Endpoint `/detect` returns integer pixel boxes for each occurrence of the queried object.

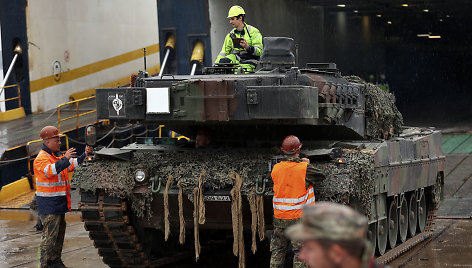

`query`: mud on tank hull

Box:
[75,127,444,267]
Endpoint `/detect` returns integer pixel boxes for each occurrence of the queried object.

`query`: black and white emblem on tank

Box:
[108,92,125,117]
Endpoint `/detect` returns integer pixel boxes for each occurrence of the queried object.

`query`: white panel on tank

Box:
[146,87,170,114]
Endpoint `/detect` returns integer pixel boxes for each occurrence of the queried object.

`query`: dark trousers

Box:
[39,214,66,268]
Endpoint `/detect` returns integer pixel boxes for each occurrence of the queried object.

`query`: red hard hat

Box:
[40,126,60,140]
[281,135,302,154]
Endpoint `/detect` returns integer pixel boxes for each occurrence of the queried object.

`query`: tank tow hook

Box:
[255,176,269,195]
[150,176,162,193]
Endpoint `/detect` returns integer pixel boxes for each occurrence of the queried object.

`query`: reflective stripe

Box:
[51,163,57,176]
[43,163,58,178]
[253,45,263,54]
[273,203,307,210]
[43,166,49,179]
[74,158,79,169]
[68,158,79,171]
[273,188,314,203]
[306,196,315,205]
[241,59,259,67]
[36,181,67,187]
[36,191,67,197]
[219,52,227,57]
[58,173,62,182]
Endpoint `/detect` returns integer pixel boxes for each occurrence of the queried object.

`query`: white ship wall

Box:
[26,0,160,113]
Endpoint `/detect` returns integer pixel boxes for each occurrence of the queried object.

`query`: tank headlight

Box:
[135,170,146,183]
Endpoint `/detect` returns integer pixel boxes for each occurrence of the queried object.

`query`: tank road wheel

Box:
[398,196,408,242]
[387,200,398,249]
[408,193,418,237]
[376,218,388,255]
[368,223,377,253]
[418,191,427,232]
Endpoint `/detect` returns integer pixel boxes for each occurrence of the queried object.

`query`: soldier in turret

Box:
[215,5,263,72]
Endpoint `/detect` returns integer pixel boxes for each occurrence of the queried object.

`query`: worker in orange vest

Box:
[33,126,93,268]
[270,135,326,268]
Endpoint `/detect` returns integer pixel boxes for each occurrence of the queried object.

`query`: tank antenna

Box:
[295,44,299,67]
[143,48,147,74]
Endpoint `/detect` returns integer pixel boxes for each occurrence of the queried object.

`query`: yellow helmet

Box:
[227,5,245,18]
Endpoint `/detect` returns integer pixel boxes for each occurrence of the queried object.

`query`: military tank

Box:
[75,37,445,267]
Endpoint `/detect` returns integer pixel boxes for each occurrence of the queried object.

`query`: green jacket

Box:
[215,23,263,65]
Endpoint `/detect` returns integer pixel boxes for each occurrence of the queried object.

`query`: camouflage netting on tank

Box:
[74,158,154,219]
[74,149,275,219]
[74,147,377,219]
[312,150,376,217]
[344,76,403,140]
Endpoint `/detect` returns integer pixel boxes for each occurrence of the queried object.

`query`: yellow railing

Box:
[57,96,96,132]
[0,84,22,109]
[26,134,70,187]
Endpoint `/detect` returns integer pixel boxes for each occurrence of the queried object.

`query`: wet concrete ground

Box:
[389,219,472,267]
[0,211,107,268]
[1,151,471,267]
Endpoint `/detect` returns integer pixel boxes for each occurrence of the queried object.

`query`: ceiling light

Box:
[402,4,408,7]
[417,34,430,37]
[428,35,441,39]
[354,10,359,13]
[446,15,450,18]
[423,9,429,12]
[337,4,346,8]
[387,21,392,24]
[439,19,443,22]
[376,14,382,18]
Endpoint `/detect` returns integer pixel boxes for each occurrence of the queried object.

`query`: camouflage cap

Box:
[286,202,368,242]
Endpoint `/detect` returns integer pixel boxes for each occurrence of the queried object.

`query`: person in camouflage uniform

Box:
[270,135,326,268]
[39,214,67,266]
[286,202,391,268]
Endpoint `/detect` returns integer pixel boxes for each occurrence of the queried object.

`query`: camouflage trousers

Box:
[39,214,66,268]
[270,218,306,268]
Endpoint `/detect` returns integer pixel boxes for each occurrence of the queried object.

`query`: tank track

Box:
[377,204,437,264]
[79,190,150,268]
[79,189,437,266]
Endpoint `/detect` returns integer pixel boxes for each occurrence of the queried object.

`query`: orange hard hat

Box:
[281,135,302,154]
[40,126,60,140]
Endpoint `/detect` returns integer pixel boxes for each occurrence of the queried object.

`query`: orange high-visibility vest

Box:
[271,161,315,219]
[34,149,78,212]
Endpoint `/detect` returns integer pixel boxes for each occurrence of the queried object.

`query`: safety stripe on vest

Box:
[36,191,67,197]
[219,52,227,57]
[273,187,314,203]
[273,196,315,210]
[36,181,67,187]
